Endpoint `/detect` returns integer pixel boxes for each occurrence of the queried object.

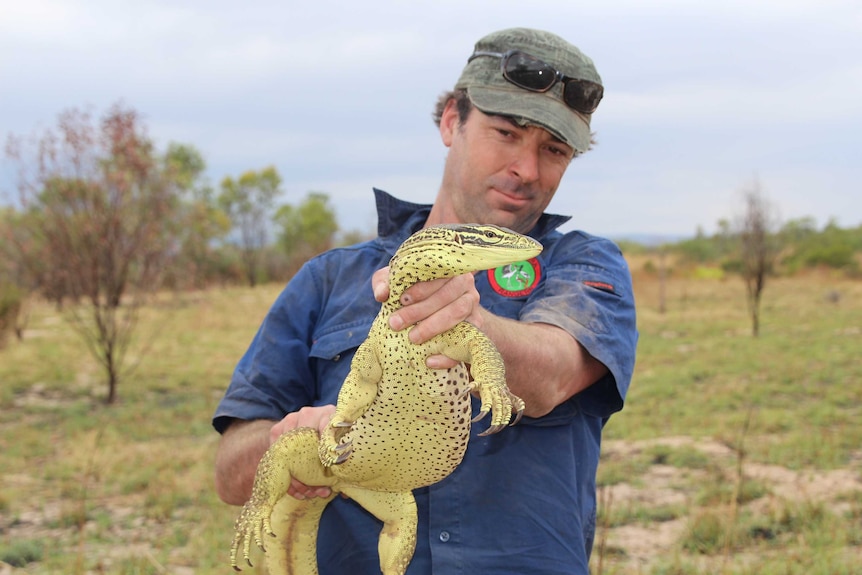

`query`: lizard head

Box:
[387,224,543,299]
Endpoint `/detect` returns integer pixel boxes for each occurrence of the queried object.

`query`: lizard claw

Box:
[333,440,353,464]
[319,417,355,466]
[472,380,525,435]
[320,437,353,466]
[477,423,505,437]
[510,410,524,427]
[510,398,525,426]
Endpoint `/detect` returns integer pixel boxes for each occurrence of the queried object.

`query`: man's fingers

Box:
[372,266,391,302]
[426,354,459,369]
[399,276,450,305]
[405,293,478,344]
[288,478,331,500]
[391,274,479,339]
[270,405,337,444]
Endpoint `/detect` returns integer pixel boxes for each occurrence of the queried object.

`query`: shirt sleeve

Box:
[212,262,322,433]
[520,232,638,419]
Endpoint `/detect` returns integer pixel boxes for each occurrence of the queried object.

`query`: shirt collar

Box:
[374,188,432,252]
[373,188,572,251]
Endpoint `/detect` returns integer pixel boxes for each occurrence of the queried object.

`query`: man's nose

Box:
[509,145,540,184]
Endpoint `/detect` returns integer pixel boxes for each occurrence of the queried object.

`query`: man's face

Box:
[433,100,574,234]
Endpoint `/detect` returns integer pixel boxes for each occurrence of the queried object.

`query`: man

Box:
[214,27,638,574]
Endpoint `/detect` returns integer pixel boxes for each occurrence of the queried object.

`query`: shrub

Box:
[0,283,23,348]
[0,538,44,567]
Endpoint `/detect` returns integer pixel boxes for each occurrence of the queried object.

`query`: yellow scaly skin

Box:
[230,224,543,575]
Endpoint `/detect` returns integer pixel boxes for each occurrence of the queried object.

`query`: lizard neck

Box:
[383,262,411,314]
[382,260,429,315]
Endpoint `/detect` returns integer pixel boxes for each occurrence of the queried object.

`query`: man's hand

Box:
[372,266,608,418]
[373,266,479,368]
[270,405,336,500]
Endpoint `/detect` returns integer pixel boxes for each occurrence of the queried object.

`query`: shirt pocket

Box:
[310,319,372,362]
[308,320,373,405]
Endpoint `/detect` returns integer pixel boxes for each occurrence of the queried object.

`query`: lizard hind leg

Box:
[265,490,337,575]
[340,486,418,575]
[230,427,338,572]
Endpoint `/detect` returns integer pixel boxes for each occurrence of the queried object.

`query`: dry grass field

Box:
[1,264,860,574]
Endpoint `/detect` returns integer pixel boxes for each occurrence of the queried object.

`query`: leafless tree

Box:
[5,104,180,403]
[735,180,780,337]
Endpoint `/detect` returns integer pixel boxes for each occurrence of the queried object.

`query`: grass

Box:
[0,286,269,574]
[1,273,861,573]
[591,268,862,573]
[612,272,862,465]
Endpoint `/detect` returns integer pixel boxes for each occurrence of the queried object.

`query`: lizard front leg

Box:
[436,322,525,435]
[319,338,382,466]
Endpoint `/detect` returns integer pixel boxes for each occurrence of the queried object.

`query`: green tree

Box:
[782,218,858,273]
[274,191,339,269]
[675,226,726,264]
[163,144,230,287]
[778,216,818,246]
[218,167,283,287]
[338,229,374,248]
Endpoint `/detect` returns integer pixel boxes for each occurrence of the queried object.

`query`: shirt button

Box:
[439,531,450,542]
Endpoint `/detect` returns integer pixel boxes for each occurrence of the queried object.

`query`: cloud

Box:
[605,63,862,128]
[1,0,860,237]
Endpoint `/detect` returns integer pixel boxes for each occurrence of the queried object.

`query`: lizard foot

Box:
[230,496,274,571]
[319,419,354,466]
[472,384,526,436]
[319,439,353,466]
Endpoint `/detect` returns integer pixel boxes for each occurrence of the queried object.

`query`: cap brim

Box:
[466,86,592,152]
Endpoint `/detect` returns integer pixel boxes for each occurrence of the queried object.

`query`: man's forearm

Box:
[214,419,273,505]
[479,310,607,417]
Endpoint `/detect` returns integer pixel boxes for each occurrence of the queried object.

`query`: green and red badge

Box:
[488,258,542,297]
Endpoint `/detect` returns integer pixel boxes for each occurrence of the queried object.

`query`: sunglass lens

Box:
[503,51,557,92]
[563,80,604,114]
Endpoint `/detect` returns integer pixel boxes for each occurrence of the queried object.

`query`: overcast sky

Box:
[1,0,860,239]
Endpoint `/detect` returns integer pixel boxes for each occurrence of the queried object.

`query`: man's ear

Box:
[439,98,460,147]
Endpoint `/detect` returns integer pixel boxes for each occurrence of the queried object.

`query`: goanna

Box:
[230,223,543,575]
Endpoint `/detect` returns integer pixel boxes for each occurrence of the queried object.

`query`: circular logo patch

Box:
[488,258,542,297]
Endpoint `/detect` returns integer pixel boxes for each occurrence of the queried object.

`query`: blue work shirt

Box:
[214,189,638,575]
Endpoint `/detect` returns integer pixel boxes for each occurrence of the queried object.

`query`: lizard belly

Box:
[330,363,473,491]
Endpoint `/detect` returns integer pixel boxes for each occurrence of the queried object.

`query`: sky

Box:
[1,0,860,240]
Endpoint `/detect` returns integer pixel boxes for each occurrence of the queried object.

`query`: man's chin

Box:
[480,207,534,234]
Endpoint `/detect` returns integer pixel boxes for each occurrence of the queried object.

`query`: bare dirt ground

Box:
[594,437,862,573]
[2,435,860,574]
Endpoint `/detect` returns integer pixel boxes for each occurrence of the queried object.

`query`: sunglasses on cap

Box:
[468,49,604,115]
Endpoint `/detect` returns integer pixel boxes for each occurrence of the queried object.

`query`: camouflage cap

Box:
[454,28,602,152]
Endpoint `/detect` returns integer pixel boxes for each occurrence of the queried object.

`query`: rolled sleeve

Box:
[212,242,387,435]
[521,234,638,419]
[212,263,322,433]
